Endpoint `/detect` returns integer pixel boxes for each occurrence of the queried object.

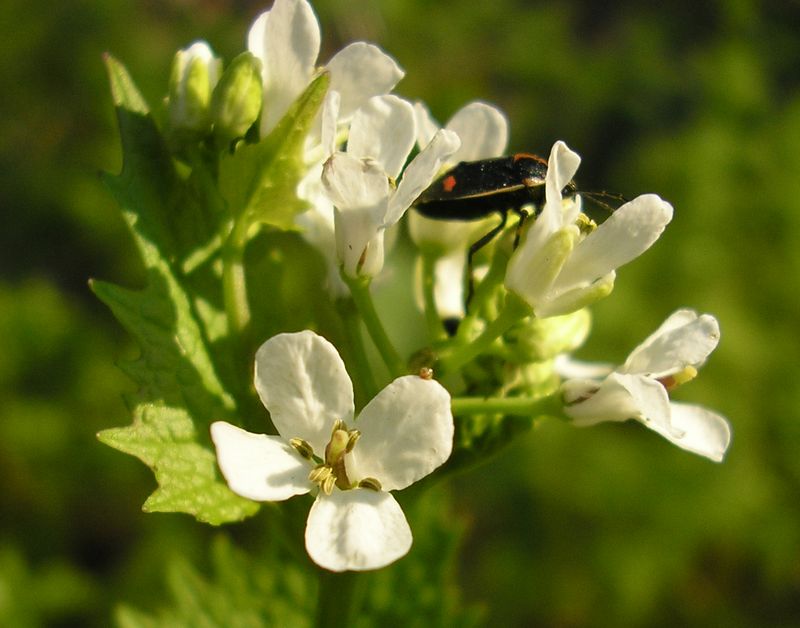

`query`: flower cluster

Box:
[146,0,732,572]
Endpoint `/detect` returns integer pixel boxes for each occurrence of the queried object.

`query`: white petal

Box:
[565,372,674,434]
[613,372,679,437]
[563,374,636,426]
[249,0,321,135]
[296,169,350,296]
[347,95,416,178]
[434,249,467,319]
[322,152,391,209]
[622,310,720,376]
[210,422,310,501]
[554,354,615,380]
[516,151,577,256]
[413,101,440,148]
[554,194,673,291]
[641,308,701,339]
[348,376,453,491]
[662,402,731,462]
[246,11,269,61]
[354,225,386,279]
[545,141,581,209]
[326,42,404,120]
[446,101,508,162]
[385,129,461,226]
[254,331,354,453]
[334,206,387,278]
[305,490,412,571]
[320,89,341,157]
[505,225,579,310]
[323,153,391,277]
[534,270,615,318]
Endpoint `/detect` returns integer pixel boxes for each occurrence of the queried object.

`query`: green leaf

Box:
[358,488,484,627]
[97,406,256,525]
[101,54,177,261]
[219,72,329,230]
[95,55,257,524]
[114,536,314,628]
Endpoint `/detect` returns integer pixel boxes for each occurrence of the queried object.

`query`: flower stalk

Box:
[420,252,448,342]
[451,392,563,418]
[222,217,252,337]
[342,272,407,378]
[437,291,531,374]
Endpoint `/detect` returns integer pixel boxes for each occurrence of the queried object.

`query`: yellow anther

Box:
[321,473,336,495]
[659,366,698,391]
[289,437,314,460]
[345,430,361,453]
[358,477,382,491]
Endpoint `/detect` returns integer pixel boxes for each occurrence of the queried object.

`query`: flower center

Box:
[295,419,382,495]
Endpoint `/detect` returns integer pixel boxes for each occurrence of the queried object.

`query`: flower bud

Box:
[505,308,591,363]
[211,52,263,142]
[168,41,221,135]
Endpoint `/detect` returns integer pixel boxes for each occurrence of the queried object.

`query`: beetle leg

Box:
[512,207,531,248]
[466,210,508,307]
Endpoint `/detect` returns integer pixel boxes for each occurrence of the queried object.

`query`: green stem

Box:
[222,218,252,336]
[343,273,406,378]
[452,392,563,417]
[437,293,531,374]
[456,238,512,343]
[316,570,364,628]
[420,253,447,342]
[336,297,379,405]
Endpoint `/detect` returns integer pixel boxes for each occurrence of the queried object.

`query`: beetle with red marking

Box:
[413,153,577,294]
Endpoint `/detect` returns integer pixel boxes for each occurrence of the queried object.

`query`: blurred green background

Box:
[3,0,800,625]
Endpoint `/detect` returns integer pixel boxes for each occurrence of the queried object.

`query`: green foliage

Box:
[5,0,800,626]
[115,492,478,628]
[357,488,484,627]
[219,72,330,229]
[0,546,97,627]
[93,56,257,524]
[115,536,314,628]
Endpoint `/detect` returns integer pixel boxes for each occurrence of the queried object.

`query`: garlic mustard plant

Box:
[96,0,732,618]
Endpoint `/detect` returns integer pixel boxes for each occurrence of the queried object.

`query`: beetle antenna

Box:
[580,190,628,215]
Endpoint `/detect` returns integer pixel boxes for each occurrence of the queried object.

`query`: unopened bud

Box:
[211,52,263,141]
[168,41,221,135]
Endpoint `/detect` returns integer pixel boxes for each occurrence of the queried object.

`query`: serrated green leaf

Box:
[98,406,257,525]
[102,54,178,261]
[105,53,149,114]
[219,72,329,230]
[96,56,256,524]
[91,275,233,421]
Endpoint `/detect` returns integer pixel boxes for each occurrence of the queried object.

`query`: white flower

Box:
[247,0,406,289]
[409,101,509,318]
[211,330,454,571]
[560,309,731,462]
[321,96,460,278]
[247,0,403,136]
[505,141,673,318]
